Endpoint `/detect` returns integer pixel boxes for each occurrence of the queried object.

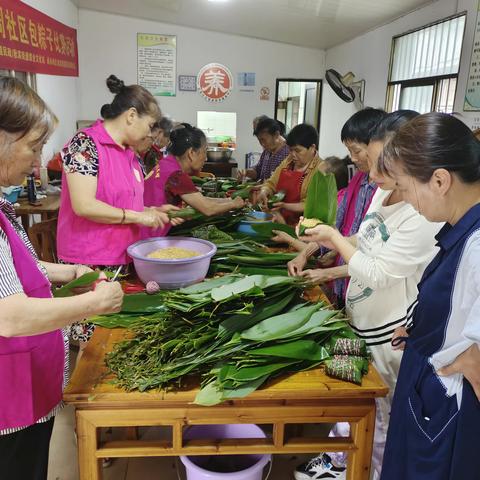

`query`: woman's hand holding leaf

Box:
[139,207,169,228]
[299,268,332,284]
[317,250,337,268]
[271,210,287,224]
[271,201,285,210]
[287,253,307,276]
[156,204,184,226]
[271,230,295,245]
[71,265,101,294]
[298,224,337,250]
[92,281,124,315]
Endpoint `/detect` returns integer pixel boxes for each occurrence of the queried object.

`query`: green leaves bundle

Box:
[97,274,370,404]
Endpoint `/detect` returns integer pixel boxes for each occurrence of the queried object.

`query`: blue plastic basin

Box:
[237,211,273,236]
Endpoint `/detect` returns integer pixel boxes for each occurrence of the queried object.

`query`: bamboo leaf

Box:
[219,290,296,334]
[179,275,241,294]
[121,293,167,313]
[219,375,269,401]
[248,340,330,361]
[250,222,296,238]
[53,271,100,298]
[211,275,290,302]
[222,361,299,382]
[241,303,323,341]
[194,381,224,406]
[274,310,339,339]
[304,171,337,226]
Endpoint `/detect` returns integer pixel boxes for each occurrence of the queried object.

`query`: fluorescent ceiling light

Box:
[208,0,230,3]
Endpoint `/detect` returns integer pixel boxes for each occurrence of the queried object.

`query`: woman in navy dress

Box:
[379,112,480,480]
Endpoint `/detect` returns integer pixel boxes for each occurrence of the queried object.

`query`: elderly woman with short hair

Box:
[0,76,123,480]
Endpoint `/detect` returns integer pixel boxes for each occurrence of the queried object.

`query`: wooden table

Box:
[202,160,238,177]
[14,195,60,229]
[65,327,388,480]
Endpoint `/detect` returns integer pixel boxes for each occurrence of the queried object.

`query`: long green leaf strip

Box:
[99,274,370,404]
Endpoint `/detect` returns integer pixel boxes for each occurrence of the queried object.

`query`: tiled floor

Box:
[47,397,315,480]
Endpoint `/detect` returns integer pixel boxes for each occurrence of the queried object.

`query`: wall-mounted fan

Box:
[325,69,365,107]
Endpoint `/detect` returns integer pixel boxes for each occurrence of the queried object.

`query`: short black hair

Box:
[254,117,283,136]
[370,109,419,143]
[340,107,387,145]
[286,123,318,148]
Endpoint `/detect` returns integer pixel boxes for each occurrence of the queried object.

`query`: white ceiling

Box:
[75,0,436,50]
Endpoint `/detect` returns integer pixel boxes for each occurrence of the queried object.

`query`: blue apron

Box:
[380,204,480,480]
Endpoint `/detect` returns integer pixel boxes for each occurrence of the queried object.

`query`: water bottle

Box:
[27,174,37,204]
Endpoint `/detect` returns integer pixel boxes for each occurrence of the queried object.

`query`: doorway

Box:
[274,79,322,134]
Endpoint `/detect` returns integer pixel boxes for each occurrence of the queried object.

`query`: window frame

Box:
[0,69,37,90]
[385,12,467,113]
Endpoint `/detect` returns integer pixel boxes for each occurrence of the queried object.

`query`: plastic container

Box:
[1,186,22,203]
[237,211,273,236]
[180,424,271,480]
[127,237,217,289]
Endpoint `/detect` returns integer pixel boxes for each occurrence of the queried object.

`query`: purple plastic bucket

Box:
[180,424,271,480]
[127,237,217,289]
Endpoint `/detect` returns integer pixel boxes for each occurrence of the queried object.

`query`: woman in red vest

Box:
[0,77,123,479]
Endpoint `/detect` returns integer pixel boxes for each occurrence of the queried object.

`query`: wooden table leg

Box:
[20,214,29,230]
[77,411,102,480]
[346,402,376,480]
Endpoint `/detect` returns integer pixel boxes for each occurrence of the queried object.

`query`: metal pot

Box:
[206,147,233,162]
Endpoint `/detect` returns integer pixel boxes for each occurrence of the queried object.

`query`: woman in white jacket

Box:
[296,110,442,480]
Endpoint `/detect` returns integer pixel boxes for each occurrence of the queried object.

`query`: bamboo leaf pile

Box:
[94,274,370,405]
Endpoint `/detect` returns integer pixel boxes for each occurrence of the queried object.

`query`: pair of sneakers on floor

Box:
[294,453,346,480]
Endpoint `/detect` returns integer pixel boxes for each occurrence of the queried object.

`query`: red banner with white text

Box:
[0,0,78,76]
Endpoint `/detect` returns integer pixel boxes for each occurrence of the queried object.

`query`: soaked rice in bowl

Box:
[146,247,200,259]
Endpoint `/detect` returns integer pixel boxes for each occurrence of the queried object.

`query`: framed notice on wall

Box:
[137,33,176,96]
[465,1,480,110]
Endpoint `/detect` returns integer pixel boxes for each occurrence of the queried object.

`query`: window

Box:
[386,14,466,114]
[0,69,36,90]
[197,111,237,143]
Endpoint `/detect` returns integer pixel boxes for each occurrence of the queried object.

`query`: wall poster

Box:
[137,33,176,96]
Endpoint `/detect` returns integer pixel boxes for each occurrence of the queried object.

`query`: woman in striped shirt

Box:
[0,77,123,480]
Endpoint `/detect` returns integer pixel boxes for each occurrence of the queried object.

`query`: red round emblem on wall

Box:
[197,63,233,102]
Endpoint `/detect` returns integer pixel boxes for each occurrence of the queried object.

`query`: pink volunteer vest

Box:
[0,211,64,430]
[57,120,144,265]
[141,154,182,238]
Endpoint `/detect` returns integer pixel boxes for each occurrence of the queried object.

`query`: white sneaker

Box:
[294,453,346,480]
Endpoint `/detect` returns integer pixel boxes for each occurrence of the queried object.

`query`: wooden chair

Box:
[28,217,58,262]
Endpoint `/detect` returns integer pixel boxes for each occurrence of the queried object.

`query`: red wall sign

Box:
[197,63,233,102]
[0,0,78,77]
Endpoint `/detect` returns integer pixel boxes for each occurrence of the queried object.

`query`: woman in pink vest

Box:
[58,75,179,343]
[0,77,123,479]
[143,123,245,237]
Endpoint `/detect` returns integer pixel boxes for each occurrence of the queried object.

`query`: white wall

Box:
[77,9,326,167]
[320,0,468,158]
[22,0,79,162]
